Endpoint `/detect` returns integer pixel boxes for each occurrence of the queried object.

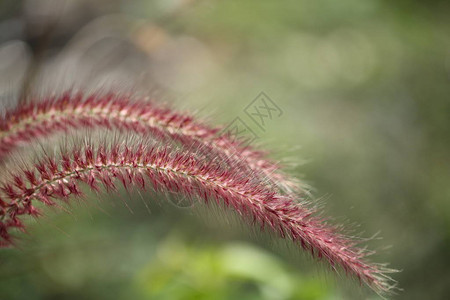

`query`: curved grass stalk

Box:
[0,92,299,193]
[0,142,395,295]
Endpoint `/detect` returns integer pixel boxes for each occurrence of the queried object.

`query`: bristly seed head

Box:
[0,92,301,194]
[0,142,396,295]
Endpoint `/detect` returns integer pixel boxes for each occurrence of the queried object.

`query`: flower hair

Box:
[0,135,396,295]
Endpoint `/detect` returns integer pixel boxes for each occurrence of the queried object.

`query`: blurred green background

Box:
[0,0,449,299]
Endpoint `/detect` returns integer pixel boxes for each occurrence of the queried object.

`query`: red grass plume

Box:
[0,92,299,193]
[0,141,396,295]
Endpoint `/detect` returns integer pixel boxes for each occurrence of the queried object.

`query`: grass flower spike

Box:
[0,139,395,295]
[0,92,299,193]
[0,92,397,296]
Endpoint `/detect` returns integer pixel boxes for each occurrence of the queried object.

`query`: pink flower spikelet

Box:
[0,142,395,294]
[0,93,299,193]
